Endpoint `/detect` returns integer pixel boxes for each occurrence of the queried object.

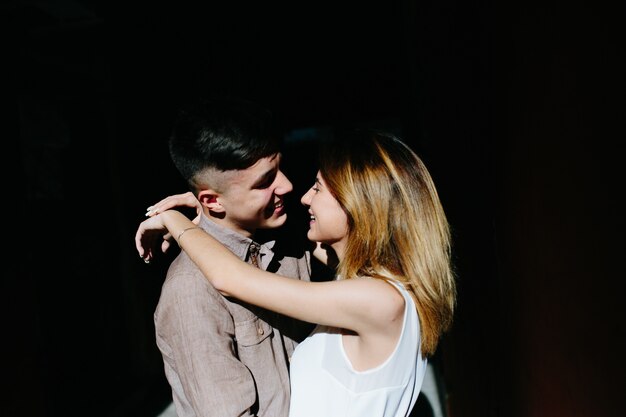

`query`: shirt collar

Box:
[197,214,276,267]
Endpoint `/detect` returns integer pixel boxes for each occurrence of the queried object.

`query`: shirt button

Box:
[257,326,264,335]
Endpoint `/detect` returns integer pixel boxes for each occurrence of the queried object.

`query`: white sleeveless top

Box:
[288,281,427,417]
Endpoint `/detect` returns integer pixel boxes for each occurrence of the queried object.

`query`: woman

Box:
[136,130,456,417]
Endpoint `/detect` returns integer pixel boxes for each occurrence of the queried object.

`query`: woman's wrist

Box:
[160,209,195,241]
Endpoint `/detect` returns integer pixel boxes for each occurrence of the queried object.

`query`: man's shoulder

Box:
[159,253,223,300]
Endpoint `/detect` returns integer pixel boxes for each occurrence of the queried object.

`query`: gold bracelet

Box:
[177,226,200,243]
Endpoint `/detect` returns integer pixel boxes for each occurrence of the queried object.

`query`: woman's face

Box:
[300,171,349,257]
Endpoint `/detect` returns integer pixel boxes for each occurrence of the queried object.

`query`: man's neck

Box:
[205,211,256,239]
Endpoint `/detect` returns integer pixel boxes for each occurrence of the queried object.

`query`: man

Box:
[148,96,312,417]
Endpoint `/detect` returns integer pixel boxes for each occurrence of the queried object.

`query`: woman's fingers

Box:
[146,192,199,217]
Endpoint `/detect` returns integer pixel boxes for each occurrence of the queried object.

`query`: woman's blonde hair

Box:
[318,130,456,356]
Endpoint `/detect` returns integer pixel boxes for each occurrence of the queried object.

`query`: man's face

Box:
[216,153,292,237]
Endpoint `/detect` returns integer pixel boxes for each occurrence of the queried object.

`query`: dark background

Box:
[3,1,624,416]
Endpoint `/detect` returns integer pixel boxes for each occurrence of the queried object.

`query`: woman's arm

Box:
[135,210,404,336]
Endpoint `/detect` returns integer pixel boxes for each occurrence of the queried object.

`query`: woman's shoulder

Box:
[347,276,406,323]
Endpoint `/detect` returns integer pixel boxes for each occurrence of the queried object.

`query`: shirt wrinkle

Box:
[155,213,311,417]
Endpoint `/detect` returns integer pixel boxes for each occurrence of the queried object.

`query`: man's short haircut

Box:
[169,96,281,191]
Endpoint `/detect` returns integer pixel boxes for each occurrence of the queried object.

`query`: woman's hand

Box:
[145,191,203,222]
[137,192,202,263]
[135,213,171,263]
[312,241,339,269]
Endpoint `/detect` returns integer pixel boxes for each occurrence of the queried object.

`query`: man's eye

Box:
[255,176,275,189]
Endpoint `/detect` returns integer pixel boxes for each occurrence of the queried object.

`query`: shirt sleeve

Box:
[156,272,257,417]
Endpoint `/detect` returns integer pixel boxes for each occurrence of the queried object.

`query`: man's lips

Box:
[268,201,285,215]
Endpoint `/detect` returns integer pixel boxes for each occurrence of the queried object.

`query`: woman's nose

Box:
[300,188,312,206]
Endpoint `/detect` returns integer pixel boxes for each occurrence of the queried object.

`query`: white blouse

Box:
[288,281,427,417]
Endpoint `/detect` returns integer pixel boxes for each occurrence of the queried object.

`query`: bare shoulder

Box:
[349,277,406,325]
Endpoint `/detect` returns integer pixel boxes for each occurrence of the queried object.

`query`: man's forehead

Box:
[245,153,281,171]
[227,153,281,184]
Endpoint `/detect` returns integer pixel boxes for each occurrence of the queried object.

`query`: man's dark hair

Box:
[169,96,281,186]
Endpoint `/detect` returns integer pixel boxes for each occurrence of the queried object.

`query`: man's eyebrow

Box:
[250,153,281,187]
[252,166,278,187]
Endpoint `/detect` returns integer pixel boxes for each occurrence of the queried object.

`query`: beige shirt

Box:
[154,215,312,417]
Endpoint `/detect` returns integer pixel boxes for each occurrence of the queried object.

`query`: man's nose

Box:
[274,170,293,195]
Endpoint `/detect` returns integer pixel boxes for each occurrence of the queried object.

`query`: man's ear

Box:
[197,189,225,213]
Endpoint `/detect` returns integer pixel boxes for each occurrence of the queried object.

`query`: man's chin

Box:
[259,213,288,229]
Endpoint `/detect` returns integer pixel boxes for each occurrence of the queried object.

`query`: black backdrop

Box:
[3,1,624,416]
